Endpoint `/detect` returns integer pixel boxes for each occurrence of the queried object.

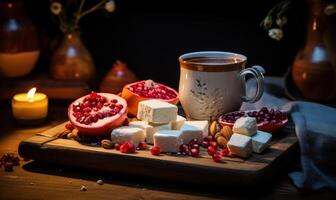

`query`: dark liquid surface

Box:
[185,57,244,65]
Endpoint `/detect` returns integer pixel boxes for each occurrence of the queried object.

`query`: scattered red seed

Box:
[179,144,190,155]
[4,162,13,172]
[151,146,161,155]
[190,148,199,157]
[120,143,129,153]
[191,143,200,150]
[207,146,216,156]
[138,141,147,150]
[114,143,121,150]
[203,135,213,142]
[188,138,198,146]
[202,141,210,148]
[122,118,129,126]
[65,123,74,131]
[127,143,136,153]
[221,147,230,156]
[212,152,223,162]
[210,141,217,149]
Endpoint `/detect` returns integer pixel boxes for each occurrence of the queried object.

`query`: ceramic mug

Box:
[178,51,265,120]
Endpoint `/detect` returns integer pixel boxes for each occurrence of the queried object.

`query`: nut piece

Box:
[209,121,221,136]
[58,129,71,138]
[101,139,113,149]
[214,132,222,140]
[217,136,228,148]
[71,129,81,141]
[221,126,233,140]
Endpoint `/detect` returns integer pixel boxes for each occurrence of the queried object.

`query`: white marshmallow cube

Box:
[129,121,155,144]
[233,117,257,136]
[172,115,186,130]
[180,121,208,144]
[154,130,183,153]
[137,100,177,124]
[252,130,272,153]
[111,126,146,146]
[227,133,252,158]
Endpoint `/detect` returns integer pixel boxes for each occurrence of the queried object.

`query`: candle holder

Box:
[11,88,48,125]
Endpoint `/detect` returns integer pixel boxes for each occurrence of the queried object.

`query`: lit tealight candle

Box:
[12,87,48,123]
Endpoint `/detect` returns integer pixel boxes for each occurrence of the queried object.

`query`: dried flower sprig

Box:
[50,0,116,33]
[260,0,291,41]
[261,0,336,41]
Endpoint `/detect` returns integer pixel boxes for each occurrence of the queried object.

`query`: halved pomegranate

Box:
[68,92,127,136]
[218,107,288,133]
[121,80,179,116]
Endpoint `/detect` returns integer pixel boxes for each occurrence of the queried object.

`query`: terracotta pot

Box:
[291,0,336,103]
[0,0,40,78]
[50,31,96,82]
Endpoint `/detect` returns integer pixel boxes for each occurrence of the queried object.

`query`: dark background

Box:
[26,0,307,89]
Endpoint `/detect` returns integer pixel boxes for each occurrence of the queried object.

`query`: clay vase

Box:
[99,61,138,94]
[291,0,336,103]
[50,31,96,82]
[0,0,40,78]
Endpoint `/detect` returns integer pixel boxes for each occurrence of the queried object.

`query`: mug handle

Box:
[238,65,265,103]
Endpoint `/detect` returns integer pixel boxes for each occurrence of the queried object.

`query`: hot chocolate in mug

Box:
[178,51,265,120]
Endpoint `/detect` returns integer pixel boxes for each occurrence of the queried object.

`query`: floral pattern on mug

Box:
[190,79,225,120]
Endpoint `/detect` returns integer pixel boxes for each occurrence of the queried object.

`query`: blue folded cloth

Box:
[241,77,336,191]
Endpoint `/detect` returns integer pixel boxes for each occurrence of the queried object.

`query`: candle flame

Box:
[27,87,36,100]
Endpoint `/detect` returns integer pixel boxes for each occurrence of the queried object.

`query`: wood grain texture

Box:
[18,122,298,187]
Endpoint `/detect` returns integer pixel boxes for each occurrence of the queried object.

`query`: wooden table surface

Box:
[0,100,335,200]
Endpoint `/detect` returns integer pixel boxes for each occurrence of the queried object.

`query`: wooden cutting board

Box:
[18,121,298,187]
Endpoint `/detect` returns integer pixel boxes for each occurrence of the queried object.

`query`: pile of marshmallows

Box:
[110,99,273,160]
[111,99,208,154]
[228,117,272,158]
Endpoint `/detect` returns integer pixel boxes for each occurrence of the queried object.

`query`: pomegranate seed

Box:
[111,99,118,104]
[115,104,124,109]
[179,144,190,155]
[120,143,130,153]
[99,96,107,103]
[221,148,230,156]
[84,116,92,125]
[103,102,111,107]
[83,107,91,113]
[203,135,213,142]
[191,143,199,150]
[65,123,74,131]
[96,112,104,119]
[90,91,98,98]
[207,146,216,156]
[202,141,210,148]
[4,162,13,171]
[210,141,217,149]
[83,101,91,108]
[138,141,147,150]
[190,148,199,157]
[151,146,161,155]
[92,115,98,123]
[212,152,222,162]
[122,118,129,126]
[128,143,136,153]
[188,138,198,146]
[115,143,121,150]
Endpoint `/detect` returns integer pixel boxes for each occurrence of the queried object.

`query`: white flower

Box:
[268,28,284,41]
[324,4,336,15]
[50,2,62,15]
[276,16,287,27]
[105,0,116,13]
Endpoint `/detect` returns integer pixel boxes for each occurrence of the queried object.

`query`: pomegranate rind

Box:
[68,93,127,136]
[218,110,289,133]
[121,80,179,116]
